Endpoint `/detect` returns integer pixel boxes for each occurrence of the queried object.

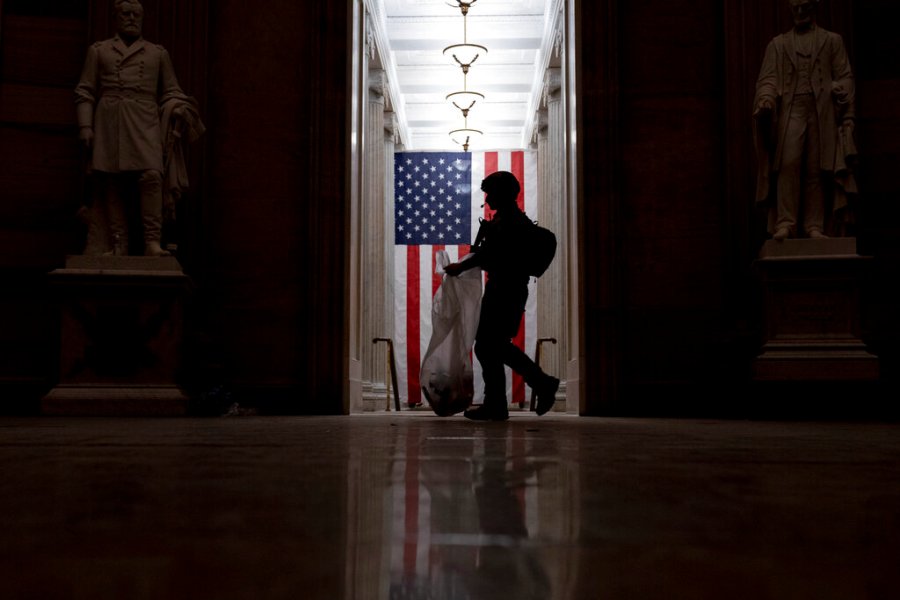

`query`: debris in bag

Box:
[420,251,482,416]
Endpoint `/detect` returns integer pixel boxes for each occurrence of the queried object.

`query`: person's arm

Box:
[444,252,483,277]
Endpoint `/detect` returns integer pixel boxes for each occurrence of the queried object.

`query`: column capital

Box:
[385,112,400,144]
[369,69,386,105]
[543,67,563,107]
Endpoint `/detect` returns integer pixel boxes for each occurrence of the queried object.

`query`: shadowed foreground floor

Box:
[2,414,899,599]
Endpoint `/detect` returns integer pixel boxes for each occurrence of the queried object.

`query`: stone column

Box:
[361,68,388,407]
[537,67,567,399]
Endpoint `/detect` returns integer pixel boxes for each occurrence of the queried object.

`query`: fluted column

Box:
[537,67,567,395]
[361,68,387,404]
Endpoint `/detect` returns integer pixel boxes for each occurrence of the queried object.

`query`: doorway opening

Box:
[345,0,583,416]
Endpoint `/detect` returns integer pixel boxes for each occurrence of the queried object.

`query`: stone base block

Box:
[754,237,879,383]
[42,385,189,416]
[753,343,880,381]
[42,255,191,417]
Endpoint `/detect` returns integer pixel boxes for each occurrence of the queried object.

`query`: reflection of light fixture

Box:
[442,0,487,69]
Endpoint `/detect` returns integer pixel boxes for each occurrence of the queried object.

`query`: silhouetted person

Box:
[754,0,856,240]
[75,0,203,256]
[445,171,559,421]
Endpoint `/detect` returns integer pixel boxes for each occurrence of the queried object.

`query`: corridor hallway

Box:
[2,414,899,599]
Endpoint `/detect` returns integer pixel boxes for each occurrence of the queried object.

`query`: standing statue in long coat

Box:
[75,0,204,256]
[753,0,856,240]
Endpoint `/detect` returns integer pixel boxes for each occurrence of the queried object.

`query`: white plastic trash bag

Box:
[420,251,482,416]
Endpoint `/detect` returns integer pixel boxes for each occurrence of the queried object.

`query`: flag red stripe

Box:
[407,245,421,406]
[511,152,526,404]
[431,245,444,297]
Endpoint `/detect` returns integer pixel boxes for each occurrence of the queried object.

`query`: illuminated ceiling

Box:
[374,0,560,151]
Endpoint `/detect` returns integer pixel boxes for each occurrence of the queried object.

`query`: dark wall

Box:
[580,0,899,416]
[0,0,349,414]
[580,0,731,416]
[0,1,896,416]
[0,0,88,410]
[200,0,349,413]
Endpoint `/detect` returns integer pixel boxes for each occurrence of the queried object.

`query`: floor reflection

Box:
[349,417,578,600]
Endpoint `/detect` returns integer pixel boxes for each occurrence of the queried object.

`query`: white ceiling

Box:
[375,0,556,151]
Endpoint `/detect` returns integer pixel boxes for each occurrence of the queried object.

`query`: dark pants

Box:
[474,278,545,406]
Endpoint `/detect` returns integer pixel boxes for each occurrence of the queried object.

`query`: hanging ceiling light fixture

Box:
[445,0,487,149]
[449,96,483,151]
[443,1,488,67]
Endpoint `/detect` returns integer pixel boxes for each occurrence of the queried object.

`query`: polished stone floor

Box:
[2,413,900,599]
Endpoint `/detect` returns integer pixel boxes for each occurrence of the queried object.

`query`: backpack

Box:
[523,220,557,278]
[473,214,557,278]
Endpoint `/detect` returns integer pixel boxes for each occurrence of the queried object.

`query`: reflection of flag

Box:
[393,150,537,407]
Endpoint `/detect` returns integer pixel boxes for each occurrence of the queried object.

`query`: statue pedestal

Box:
[753,238,878,381]
[41,256,191,416]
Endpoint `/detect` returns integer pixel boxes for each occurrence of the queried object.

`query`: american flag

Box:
[393,150,538,408]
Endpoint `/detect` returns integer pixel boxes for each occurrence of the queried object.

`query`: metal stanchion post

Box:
[373,338,401,412]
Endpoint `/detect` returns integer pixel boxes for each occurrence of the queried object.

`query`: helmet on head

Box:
[480,171,521,204]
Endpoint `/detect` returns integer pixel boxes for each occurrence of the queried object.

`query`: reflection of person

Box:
[445,171,559,421]
[466,437,551,599]
[753,0,856,240]
[75,0,203,256]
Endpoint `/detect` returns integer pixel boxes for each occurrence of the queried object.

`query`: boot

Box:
[104,178,129,256]
[140,171,171,257]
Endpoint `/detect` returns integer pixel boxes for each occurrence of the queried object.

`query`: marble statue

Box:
[75,0,204,256]
[753,0,857,240]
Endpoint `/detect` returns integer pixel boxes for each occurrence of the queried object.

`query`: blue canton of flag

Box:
[394,152,472,245]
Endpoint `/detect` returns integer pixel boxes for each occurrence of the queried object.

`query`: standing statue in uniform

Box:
[75,0,204,256]
[754,0,857,240]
